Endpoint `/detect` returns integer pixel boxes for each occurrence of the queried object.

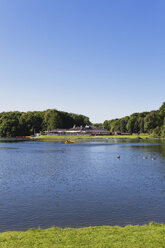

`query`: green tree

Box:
[120,118,128,133]
[144,111,160,132]
[44,110,63,130]
[126,115,137,133]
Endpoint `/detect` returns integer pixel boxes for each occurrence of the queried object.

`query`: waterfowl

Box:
[152,157,156,160]
[143,156,148,159]
[117,155,120,159]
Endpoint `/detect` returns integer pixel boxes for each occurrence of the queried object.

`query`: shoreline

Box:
[1,134,165,142]
[36,134,165,141]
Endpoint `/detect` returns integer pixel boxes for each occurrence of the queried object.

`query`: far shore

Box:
[0,134,164,141]
[37,134,155,141]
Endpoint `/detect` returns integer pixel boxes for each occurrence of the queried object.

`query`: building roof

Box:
[45,125,110,135]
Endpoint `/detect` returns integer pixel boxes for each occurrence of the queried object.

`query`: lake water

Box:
[0,139,165,232]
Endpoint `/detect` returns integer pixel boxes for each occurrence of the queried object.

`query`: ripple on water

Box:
[0,140,164,231]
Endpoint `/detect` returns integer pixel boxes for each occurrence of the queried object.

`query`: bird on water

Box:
[152,157,156,160]
[143,156,148,159]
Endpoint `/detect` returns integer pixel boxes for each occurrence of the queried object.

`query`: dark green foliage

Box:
[144,111,161,132]
[152,126,162,137]
[159,102,165,120]
[0,109,91,137]
[138,117,144,133]
[103,102,165,137]
[120,118,128,133]
[43,110,63,131]
[126,114,138,133]
[92,123,103,128]
[103,120,109,130]
[161,125,165,137]
[0,112,21,137]
[70,113,90,127]
[19,111,43,135]
[161,118,165,137]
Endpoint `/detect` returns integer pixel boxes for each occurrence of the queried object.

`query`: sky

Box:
[0,0,165,123]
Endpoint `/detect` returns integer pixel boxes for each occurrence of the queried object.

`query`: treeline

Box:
[103,102,165,137]
[0,109,90,137]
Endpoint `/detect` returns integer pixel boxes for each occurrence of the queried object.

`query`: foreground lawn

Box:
[1,223,165,248]
[38,133,150,141]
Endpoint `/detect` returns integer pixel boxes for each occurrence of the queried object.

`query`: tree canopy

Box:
[0,109,91,137]
[103,102,165,137]
[1,103,165,138]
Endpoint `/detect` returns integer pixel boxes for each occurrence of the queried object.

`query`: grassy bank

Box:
[0,223,165,248]
[37,133,150,141]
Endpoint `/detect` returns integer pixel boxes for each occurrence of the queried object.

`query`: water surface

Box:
[0,139,165,232]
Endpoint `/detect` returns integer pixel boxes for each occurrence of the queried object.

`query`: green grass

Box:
[1,223,165,247]
[37,133,150,141]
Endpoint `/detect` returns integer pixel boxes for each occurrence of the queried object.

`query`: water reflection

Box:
[0,147,19,150]
[126,143,165,159]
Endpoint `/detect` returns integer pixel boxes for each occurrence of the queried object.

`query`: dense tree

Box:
[126,115,138,133]
[159,102,165,125]
[43,110,63,131]
[144,111,160,132]
[0,112,21,137]
[138,117,144,133]
[70,114,90,127]
[161,118,165,137]
[92,123,103,128]
[120,118,128,133]
[103,102,165,137]
[0,109,91,137]
[103,120,109,130]
[19,111,43,135]
[0,103,165,137]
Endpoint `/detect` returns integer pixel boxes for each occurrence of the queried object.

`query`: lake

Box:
[0,139,165,232]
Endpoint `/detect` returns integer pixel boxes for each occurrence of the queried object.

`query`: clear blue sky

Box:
[0,0,164,123]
